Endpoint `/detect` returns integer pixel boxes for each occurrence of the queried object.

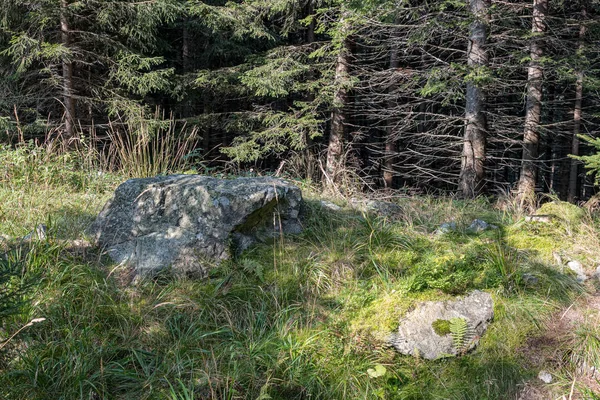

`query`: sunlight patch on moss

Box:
[506,227,564,262]
[349,289,413,344]
[537,201,586,225]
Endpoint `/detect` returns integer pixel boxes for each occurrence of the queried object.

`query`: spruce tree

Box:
[0,0,181,139]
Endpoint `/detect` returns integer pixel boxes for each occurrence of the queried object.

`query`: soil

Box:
[518,290,600,399]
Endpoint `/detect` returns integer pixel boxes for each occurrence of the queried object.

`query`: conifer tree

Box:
[459,0,490,198]
[325,10,353,188]
[0,0,180,138]
[517,0,549,207]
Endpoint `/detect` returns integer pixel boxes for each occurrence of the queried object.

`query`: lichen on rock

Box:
[88,175,303,279]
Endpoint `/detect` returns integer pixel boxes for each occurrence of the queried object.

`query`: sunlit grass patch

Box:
[0,144,119,239]
[0,145,597,399]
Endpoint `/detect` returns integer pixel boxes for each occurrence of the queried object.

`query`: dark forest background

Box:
[2,0,600,206]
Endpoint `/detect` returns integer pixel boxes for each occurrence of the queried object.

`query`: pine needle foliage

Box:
[573,134,600,186]
[0,0,180,137]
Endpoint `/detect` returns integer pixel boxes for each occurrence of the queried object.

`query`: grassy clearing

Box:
[0,145,599,399]
[0,143,119,238]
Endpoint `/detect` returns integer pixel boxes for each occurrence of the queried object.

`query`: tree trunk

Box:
[459,0,490,198]
[325,14,351,188]
[304,0,316,180]
[307,1,316,44]
[202,100,211,156]
[60,0,76,142]
[383,26,401,189]
[568,12,586,203]
[182,20,192,118]
[516,0,548,208]
[182,21,190,74]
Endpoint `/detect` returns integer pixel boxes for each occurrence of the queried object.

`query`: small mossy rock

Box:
[567,260,587,282]
[390,290,493,360]
[319,200,342,212]
[89,175,302,278]
[536,201,586,225]
[594,266,600,281]
[538,370,553,384]
[525,215,553,224]
[22,224,47,241]
[467,219,498,233]
[435,222,457,235]
[522,273,539,286]
[350,198,403,218]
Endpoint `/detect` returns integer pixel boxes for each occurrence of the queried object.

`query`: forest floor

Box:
[1,145,600,399]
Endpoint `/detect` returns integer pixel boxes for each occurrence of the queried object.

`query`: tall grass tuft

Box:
[0,249,34,351]
[485,238,522,293]
[106,109,199,178]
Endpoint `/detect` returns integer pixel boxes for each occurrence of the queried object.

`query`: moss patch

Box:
[537,201,586,225]
[432,319,451,336]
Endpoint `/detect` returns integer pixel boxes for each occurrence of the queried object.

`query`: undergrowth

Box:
[0,146,598,399]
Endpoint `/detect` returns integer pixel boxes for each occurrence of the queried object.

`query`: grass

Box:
[0,144,598,399]
[0,143,119,238]
[105,111,200,178]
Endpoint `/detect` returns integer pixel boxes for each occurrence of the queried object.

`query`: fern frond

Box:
[449,317,470,353]
[240,258,265,282]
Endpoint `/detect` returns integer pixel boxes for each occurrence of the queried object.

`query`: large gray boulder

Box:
[390,291,494,360]
[89,175,302,277]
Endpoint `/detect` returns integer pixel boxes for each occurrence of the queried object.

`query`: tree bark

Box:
[202,100,211,156]
[459,0,490,198]
[383,21,402,189]
[182,19,192,118]
[307,1,316,44]
[516,0,548,208]
[182,21,190,74]
[568,12,586,203]
[325,14,351,188]
[304,0,316,180]
[383,48,400,189]
[60,0,76,142]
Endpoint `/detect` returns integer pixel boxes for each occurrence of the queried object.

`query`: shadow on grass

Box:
[0,197,585,400]
[393,356,528,400]
[46,205,99,241]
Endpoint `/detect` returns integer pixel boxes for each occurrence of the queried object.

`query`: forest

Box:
[2,0,600,205]
[4,1,600,399]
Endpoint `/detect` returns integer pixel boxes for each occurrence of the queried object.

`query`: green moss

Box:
[432,319,451,336]
[537,201,586,224]
[405,244,489,294]
[349,290,413,343]
[506,226,564,262]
